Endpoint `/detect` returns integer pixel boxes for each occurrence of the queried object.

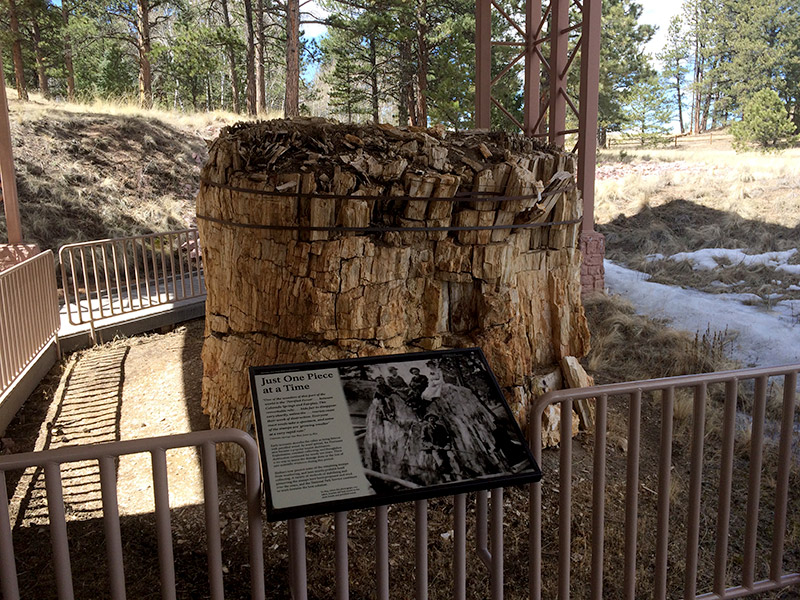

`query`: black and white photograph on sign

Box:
[249,348,540,521]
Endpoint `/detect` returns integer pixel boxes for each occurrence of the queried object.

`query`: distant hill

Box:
[1,95,247,254]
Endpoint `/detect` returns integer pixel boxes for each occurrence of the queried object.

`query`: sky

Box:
[637,0,684,59]
[303,1,684,61]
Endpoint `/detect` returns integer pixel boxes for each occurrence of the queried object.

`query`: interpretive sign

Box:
[249,348,541,521]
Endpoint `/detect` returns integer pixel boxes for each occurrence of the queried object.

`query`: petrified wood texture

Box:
[197,118,590,471]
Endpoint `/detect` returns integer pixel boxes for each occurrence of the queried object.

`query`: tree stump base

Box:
[197,118,590,472]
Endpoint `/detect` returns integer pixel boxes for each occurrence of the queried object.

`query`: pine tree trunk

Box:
[243,0,257,116]
[137,0,152,108]
[31,18,49,98]
[284,0,300,117]
[399,38,416,126]
[7,0,28,101]
[221,0,240,114]
[256,0,266,113]
[62,1,76,102]
[369,36,379,123]
[675,59,685,134]
[415,0,428,126]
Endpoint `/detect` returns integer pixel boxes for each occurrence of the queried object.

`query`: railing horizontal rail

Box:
[0,250,60,396]
[59,229,204,332]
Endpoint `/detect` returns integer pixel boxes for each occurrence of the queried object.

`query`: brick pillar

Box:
[580,230,605,294]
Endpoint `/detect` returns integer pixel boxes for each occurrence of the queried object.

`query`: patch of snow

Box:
[645,253,664,262]
[777,264,800,276]
[789,284,800,292]
[604,260,800,368]
[667,248,798,271]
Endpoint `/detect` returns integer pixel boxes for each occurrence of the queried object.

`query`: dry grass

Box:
[0,89,266,254]
[596,141,800,306]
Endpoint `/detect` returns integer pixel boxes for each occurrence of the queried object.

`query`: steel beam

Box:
[475,0,492,129]
[0,55,22,244]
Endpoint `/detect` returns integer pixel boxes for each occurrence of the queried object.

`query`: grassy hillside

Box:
[1,91,254,253]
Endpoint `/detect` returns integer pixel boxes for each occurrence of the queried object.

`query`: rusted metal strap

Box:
[199,177,576,204]
[196,213,583,234]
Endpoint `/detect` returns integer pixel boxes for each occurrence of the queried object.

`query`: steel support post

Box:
[0,55,22,244]
[577,0,606,293]
[523,0,542,136]
[475,0,492,129]
[548,0,569,147]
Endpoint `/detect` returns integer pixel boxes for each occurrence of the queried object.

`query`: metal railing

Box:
[0,429,265,600]
[529,364,800,600]
[1,366,798,599]
[0,250,60,396]
[59,229,205,331]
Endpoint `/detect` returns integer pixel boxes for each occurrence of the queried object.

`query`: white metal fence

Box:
[0,250,59,397]
[59,229,204,334]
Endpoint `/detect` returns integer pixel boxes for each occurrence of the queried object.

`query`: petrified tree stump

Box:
[197,118,590,472]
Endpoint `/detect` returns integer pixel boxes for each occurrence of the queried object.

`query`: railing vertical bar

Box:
[159,235,168,303]
[131,239,143,310]
[150,237,161,304]
[90,245,105,320]
[167,234,177,301]
[9,270,25,369]
[99,455,127,600]
[185,232,196,297]
[416,499,428,600]
[684,383,707,599]
[714,379,739,595]
[454,494,467,600]
[559,398,573,599]
[150,448,176,600]
[141,238,152,307]
[742,376,767,589]
[110,243,124,314]
[770,371,797,582]
[0,279,9,388]
[490,488,504,600]
[79,247,92,325]
[191,230,201,294]
[201,442,224,600]
[654,386,675,600]
[195,229,204,293]
[119,240,132,312]
[288,519,308,600]
[334,512,349,600]
[242,434,265,600]
[591,394,608,600]
[44,461,75,600]
[81,248,94,323]
[67,250,80,324]
[176,232,187,298]
[529,399,544,600]
[0,470,21,600]
[100,243,114,315]
[376,505,390,600]
[2,270,19,373]
[623,390,642,600]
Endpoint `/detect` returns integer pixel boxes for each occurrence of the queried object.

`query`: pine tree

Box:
[657,16,690,134]
[731,88,798,151]
[623,75,673,146]
[596,0,655,146]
